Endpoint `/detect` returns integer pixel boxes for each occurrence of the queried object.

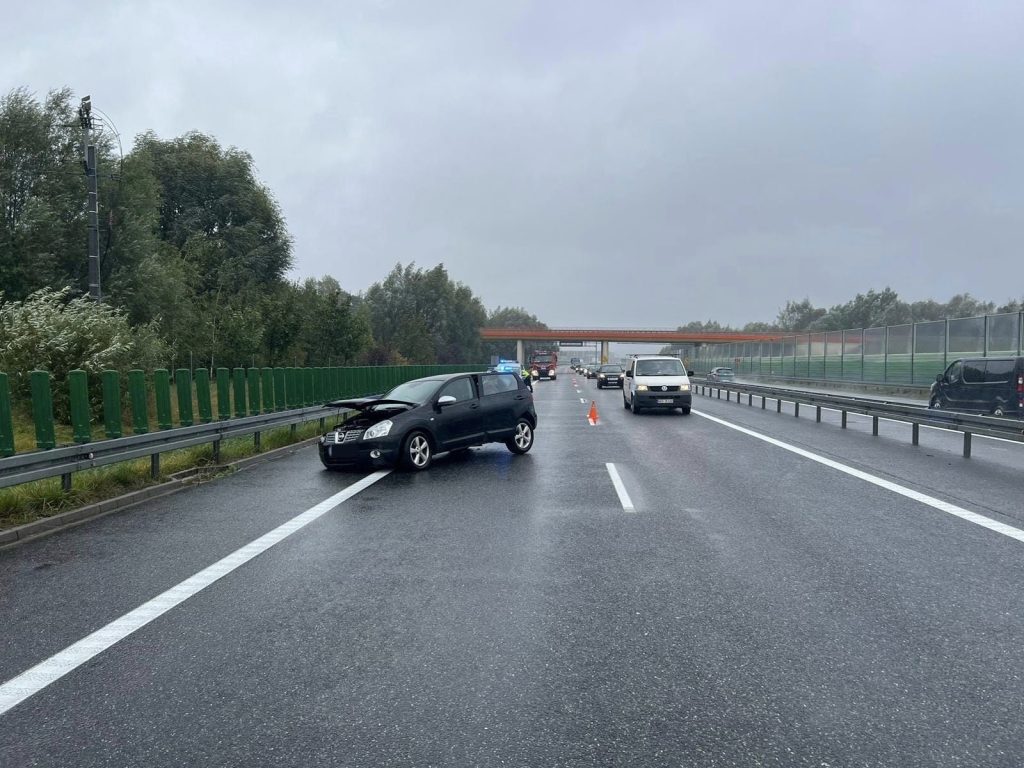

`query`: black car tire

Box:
[631,396,641,415]
[929,396,942,409]
[623,392,629,409]
[506,419,534,454]
[401,430,433,471]
[993,404,1007,417]
[681,406,691,415]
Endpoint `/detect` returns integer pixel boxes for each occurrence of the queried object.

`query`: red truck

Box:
[529,350,558,380]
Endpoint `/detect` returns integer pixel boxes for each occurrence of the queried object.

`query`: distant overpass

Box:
[480,328,783,364]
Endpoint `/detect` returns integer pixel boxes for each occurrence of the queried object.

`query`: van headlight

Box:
[637,384,649,391]
[363,420,393,439]
[681,384,690,391]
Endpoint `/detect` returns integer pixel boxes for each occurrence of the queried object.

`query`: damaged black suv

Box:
[319,372,537,471]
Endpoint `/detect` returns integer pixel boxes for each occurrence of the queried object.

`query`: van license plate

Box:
[657,398,673,404]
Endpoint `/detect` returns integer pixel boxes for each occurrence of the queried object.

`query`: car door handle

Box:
[469,403,480,409]
[515,395,526,400]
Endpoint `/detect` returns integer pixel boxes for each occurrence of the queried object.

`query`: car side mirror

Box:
[437,395,457,407]
[625,370,633,378]
[935,374,943,383]
[688,370,695,377]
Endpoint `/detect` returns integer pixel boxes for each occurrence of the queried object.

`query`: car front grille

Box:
[647,385,680,392]
[326,429,364,444]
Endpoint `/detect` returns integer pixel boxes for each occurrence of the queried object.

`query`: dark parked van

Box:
[930,357,1024,417]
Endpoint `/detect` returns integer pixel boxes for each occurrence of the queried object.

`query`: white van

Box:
[622,355,692,415]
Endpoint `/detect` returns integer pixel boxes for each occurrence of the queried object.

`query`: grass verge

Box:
[0,421,322,531]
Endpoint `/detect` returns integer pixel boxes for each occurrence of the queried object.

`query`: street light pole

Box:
[79,96,101,301]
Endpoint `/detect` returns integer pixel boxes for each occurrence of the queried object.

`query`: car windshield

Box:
[719,368,734,375]
[635,359,685,376]
[383,378,442,405]
[600,365,622,372]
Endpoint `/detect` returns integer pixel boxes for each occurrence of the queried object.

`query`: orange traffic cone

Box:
[588,401,599,424]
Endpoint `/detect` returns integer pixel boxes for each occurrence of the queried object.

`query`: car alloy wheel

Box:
[993,404,1006,417]
[506,419,534,454]
[403,431,432,471]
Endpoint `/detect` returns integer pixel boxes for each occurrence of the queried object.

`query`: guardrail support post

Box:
[841,410,847,428]
[254,431,261,452]
[776,398,782,413]
[794,403,800,418]
[748,393,752,406]
[151,453,160,479]
[912,423,919,445]
[717,388,721,400]
[816,406,821,422]
[963,432,972,458]
[213,439,221,464]
[872,416,879,436]
[761,396,766,409]
[62,473,71,492]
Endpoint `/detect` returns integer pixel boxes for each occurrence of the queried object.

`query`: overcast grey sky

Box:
[4,1,1022,328]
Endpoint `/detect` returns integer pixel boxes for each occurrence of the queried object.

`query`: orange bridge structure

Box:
[479,328,784,365]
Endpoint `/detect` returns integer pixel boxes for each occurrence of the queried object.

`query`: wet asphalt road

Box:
[3,373,1024,767]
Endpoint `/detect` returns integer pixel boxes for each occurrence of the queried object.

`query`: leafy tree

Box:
[776,299,826,331]
[363,263,487,364]
[129,131,292,295]
[486,306,547,329]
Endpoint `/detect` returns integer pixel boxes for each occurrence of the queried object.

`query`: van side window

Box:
[985,360,1014,383]
[962,361,985,383]
[946,361,962,383]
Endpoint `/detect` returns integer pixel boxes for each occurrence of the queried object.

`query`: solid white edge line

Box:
[691,409,1024,545]
[0,469,392,717]
[606,463,636,511]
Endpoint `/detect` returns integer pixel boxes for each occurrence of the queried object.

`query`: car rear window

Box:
[481,373,519,396]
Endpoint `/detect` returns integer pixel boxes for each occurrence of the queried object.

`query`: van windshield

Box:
[635,359,685,376]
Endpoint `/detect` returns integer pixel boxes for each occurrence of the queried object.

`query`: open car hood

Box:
[324,398,418,411]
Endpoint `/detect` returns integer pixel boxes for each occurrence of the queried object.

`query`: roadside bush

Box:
[0,287,169,419]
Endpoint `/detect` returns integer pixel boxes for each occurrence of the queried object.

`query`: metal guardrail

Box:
[0,405,333,490]
[695,379,1024,458]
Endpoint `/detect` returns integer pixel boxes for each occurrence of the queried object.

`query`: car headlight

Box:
[598,374,606,379]
[363,420,393,439]
[637,384,649,391]
[681,384,690,391]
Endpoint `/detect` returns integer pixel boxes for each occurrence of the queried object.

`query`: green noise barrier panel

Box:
[129,369,149,434]
[0,372,13,457]
[154,369,173,430]
[68,370,91,444]
[30,371,56,450]
[102,370,123,438]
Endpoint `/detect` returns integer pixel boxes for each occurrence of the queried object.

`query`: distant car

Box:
[319,372,537,471]
[585,365,599,379]
[596,364,624,388]
[707,367,736,382]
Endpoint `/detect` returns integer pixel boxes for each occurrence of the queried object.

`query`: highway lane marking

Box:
[606,463,636,511]
[0,470,392,718]
[692,410,1024,545]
